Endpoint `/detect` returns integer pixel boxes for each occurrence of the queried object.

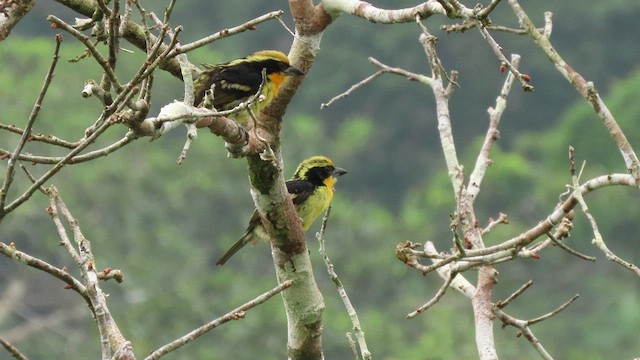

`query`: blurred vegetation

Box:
[1,1,640,359]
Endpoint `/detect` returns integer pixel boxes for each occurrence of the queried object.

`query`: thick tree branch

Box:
[218,3,339,359]
[0,0,34,41]
[321,0,446,23]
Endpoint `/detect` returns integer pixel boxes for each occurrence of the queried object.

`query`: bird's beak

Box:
[285,66,305,76]
[332,167,347,177]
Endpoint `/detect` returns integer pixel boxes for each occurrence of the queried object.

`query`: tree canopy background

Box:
[1,1,640,359]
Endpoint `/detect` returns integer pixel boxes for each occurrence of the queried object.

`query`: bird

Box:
[216,156,347,266]
[193,50,304,120]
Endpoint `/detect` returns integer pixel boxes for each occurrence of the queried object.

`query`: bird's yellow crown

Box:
[231,50,291,66]
[293,156,336,180]
[250,50,290,64]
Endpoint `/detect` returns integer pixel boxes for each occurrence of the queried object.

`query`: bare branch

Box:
[481,213,509,235]
[542,11,553,38]
[369,57,432,84]
[493,308,553,359]
[496,280,533,309]
[476,0,501,19]
[53,1,283,79]
[0,34,61,214]
[508,0,640,181]
[401,172,636,280]
[145,280,293,360]
[494,291,579,359]
[1,117,117,216]
[528,294,579,325]
[0,123,77,148]
[0,0,35,41]
[322,54,434,109]
[48,187,133,360]
[317,207,371,360]
[0,133,137,165]
[0,241,90,305]
[0,336,28,360]
[571,165,640,276]
[468,54,521,201]
[320,0,446,23]
[476,24,533,92]
[321,70,385,109]
[407,271,455,319]
[546,231,596,262]
[48,16,123,92]
[170,11,285,57]
[418,28,463,194]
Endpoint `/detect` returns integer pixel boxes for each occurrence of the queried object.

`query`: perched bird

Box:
[193,50,304,120]
[216,156,347,266]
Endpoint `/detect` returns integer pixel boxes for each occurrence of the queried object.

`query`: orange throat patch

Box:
[269,73,286,93]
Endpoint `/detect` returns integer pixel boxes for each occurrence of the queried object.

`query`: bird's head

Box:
[293,156,347,188]
[245,50,305,91]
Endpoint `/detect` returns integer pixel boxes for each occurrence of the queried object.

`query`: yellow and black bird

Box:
[193,50,304,120]
[216,156,347,266]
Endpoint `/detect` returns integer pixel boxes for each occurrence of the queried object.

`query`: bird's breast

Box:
[297,186,334,230]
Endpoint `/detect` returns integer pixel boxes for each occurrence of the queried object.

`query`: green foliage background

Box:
[1,1,640,359]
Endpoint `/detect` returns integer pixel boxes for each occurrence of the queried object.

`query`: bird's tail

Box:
[215,235,251,266]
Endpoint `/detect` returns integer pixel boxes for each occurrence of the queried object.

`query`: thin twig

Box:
[0,123,79,148]
[508,0,640,180]
[168,11,285,57]
[0,132,137,165]
[542,12,553,38]
[317,206,371,360]
[476,0,502,19]
[476,23,533,92]
[0,34,62,213]
[406,271,455,319]
[496,280,533,309]
[481,212,509,235]
[468,53,521,201]
[48,16,123,92]
[145,280,293,360]
[0,241,89,305]
[0,337,28,360]
[528,294,579,325]
[48,187,131,359]
[322,54,433,109]
[276,15,296,37]
[106,0,120,90]
[546,231,595,262]
[493,307,553,360]
[346,332,360,360]
[2,118,115,216]
[571,166,640,275]
[321,70,384,109]
[369,57,432,84]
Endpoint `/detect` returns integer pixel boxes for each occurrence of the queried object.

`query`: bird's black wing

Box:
[196,62,264,109]
[286,179,315,206]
